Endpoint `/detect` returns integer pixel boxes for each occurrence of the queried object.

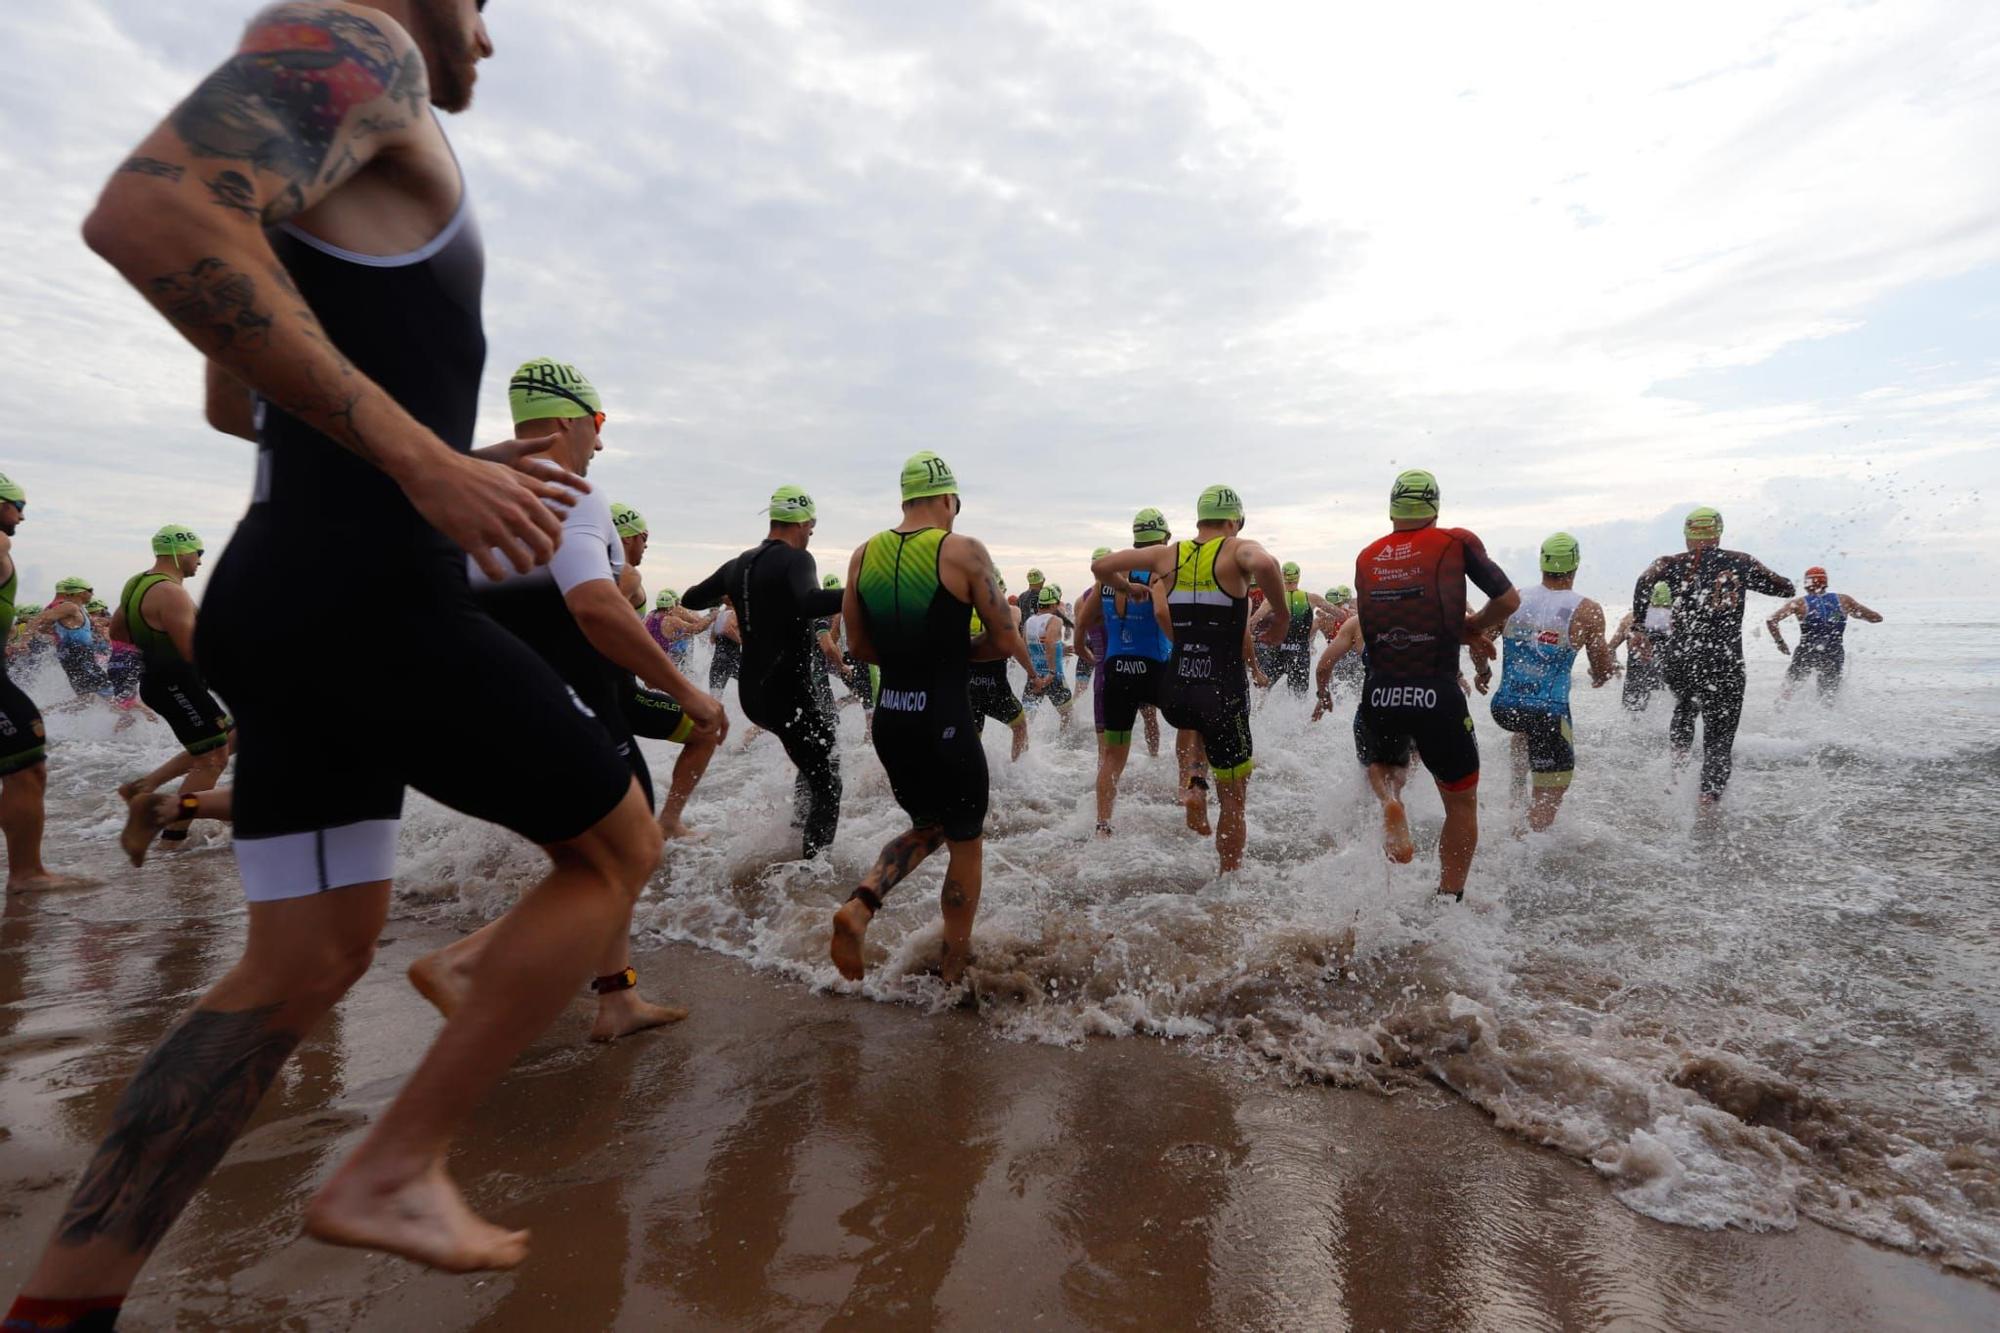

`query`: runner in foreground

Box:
[1487,533,1615,831]
[16,6,658,1315]
[1631,507,1794,805]
[829,452,1022,982]
[1349,471,1517,898]
[1094,484,1288,874]
[1767,565,1883,701]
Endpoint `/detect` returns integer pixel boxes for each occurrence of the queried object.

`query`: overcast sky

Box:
[4,0,1995,613]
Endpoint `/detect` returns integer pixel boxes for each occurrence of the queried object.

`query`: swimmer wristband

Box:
[590,967,637,995]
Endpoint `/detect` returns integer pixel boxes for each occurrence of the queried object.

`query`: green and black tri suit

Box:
[118,571,232,757]
[0,564,47,775]
[857,527,988,841]
[1275,589,1314,694]
[1162,537,1255,779]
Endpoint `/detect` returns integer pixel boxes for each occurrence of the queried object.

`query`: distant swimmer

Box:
[1078,509,1176,836]
[818,574,879,737]
[0,474,83,891]
[684,485,845,858]
[1095,484,1289,874]
[410,358,724,1042]
[1768,566,1882,701]
[966,574,1042,761]
[1348,471,1518,899]
[1251,562,1336,696]
[830,452,1025,982]
[1487,533,1616,832]
[111,525,233,847]
[1074,548,1111,697]
[1608,581,1674,712]
[1018,567,1048,633]
[1024,585,1076,729]
[35,578,113,702]
[646,589,713,675]
[1632,508,1795,805]
[708,599,744,697]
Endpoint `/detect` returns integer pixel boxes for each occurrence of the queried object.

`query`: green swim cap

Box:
[0,473,24,506]
[1196,484,1244,522]
[823,574,843,589]
[1330,584,1353,604]
[54,576,92,595]
[1281,561,1301,582]
[1026,568,1044,583]
[14,603,40,622]
[1092,546,1112,561]
[654,588,680,610]
[1132,507,1169,546]
[901,450,959,502]
[1651,581,1673,608]
[611,502,647,539]
[85,599,107,614]
[770,484,816,523]
[1038,585,1059,606]
[1539,532,1581,575]
[507,357,602,425]
[152,524,203,556]
[1684,506,1724,540]
[1389,469,1440,520]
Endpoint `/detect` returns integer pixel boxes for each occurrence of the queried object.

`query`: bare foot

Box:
[830,899,872,981]
[407,950,471,1019]
[6,870,92,893]
[589,991,689,1042]
[305,1158,529,1272]
[1382,800,1415,863]
[658,817,707,843]
[119,792,177,867]
[116,778,145,803]
[1183,785,1212,837]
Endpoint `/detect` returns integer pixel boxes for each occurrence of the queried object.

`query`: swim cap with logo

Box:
[1281,561,1301,582]
[507,357,602,424]
[1038,585,1059,606]
[55,576,92,595]
[611,502,648,539]
[823,574,843,589]
[1683,506,1724,540]
[770,484,816,523]
[900,450,959,502]
[1132,507,1169,546]
[0,473,24,506]
[1389,469,1440,520]
[1651,581,1673,607]
[152,524,203,556]
[1196,484,1244,522]
[1539,532,1581,575]
[654,589,680,610]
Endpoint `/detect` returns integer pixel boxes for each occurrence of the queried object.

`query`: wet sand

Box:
[3,881,1997,1332]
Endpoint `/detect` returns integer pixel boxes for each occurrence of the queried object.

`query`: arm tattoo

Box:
[57,1005,297,1252]
[118,155,185,182]
[171,8,418,222]
[149,256,273,352]
[204,169,259,216]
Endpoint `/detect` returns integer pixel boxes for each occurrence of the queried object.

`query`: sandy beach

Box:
[4,858,1996,1332]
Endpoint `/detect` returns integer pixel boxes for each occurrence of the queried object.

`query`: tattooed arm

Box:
[81,3,567,577]
[205,360,258,441]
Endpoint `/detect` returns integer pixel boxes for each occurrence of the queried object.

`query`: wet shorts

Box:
[1161,651,1254,780]
[873,678,988,842]
[967,667,1023,732]
[199,522,632,904]
[0,676,47,776]
[1353,674,1478,790]
[1489,703,1574,788]
[1024,671,1073,709]
[1100,654,1164,745]
[137,658,233,757]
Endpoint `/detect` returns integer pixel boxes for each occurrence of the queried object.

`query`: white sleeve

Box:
[548,491,618,596]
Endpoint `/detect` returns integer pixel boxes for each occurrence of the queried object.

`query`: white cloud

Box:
[2,0,1995,608]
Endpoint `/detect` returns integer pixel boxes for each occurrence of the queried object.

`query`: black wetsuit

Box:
[199,165,629,900]
[685,539,844,857]
[0,568,45,776]
[1630,549,1794,799]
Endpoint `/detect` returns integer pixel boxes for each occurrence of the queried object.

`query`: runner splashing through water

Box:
[1767,566,1883,701]
[1079,510,1175,836]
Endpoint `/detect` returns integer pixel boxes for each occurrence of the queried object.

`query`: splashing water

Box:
[29,598,2000,1281]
